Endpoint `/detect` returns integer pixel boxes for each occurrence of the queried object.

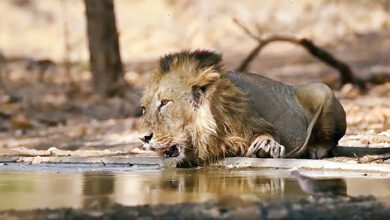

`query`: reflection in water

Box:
[346,179,390,206]
[82,172,115,208]
[0,172,83,210]
[0,167,390,210]
[114,169,303,206]
[292,170,347,196]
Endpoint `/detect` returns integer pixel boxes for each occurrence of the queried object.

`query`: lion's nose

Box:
[139,133,153,143]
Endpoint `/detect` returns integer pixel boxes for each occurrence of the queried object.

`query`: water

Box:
[0,163,390,210]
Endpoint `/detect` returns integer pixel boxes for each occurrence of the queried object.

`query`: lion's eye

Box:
[158,99,171,111]
[141,106,145,115]
[200,85,208,93]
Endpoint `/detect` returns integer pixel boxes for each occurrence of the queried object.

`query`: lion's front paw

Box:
[246,134,285,158]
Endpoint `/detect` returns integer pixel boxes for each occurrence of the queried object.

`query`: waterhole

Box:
[0,163,389,210]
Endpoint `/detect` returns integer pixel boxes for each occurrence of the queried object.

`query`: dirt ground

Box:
[1,1,390,157]
[1,196,389,220]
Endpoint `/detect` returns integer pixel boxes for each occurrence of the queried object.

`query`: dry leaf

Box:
[10,114,32,130]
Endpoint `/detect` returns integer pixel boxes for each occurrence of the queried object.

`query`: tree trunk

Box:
[84,0,125,97]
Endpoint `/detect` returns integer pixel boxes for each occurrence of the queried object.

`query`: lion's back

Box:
[226,71,308,151]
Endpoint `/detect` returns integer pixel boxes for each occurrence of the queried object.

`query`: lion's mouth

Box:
[162,145,181,158]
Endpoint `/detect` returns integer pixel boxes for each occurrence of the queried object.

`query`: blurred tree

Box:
[0,50,4,88]
[84,0,127,97]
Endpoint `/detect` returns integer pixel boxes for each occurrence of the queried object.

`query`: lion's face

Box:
[139,51,223,163]
[139,73,193,159]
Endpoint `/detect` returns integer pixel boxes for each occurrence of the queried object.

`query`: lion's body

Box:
[227,71,346,158]
[139,50,347,166]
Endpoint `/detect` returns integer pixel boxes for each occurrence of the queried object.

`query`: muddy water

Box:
[0,163,390,210]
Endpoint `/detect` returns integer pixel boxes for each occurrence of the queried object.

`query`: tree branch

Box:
[360,152,390,163]
[233,19,366,90]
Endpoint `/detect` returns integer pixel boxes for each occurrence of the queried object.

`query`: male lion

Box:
[139,50,347,166]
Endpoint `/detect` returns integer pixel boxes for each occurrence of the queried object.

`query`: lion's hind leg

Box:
[292,83,346,158]
[246,134,285,158]
[308,144,333,159]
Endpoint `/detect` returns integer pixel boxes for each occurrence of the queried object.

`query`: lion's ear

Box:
[192,50,222,72]
[191,69,220,107]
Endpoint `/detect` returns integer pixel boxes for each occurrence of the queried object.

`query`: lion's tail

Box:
[284,102,324,158]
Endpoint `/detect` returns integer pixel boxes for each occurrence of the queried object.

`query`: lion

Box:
[138,50,371,167]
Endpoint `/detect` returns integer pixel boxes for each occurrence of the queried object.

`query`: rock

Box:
[31,156,42,164]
